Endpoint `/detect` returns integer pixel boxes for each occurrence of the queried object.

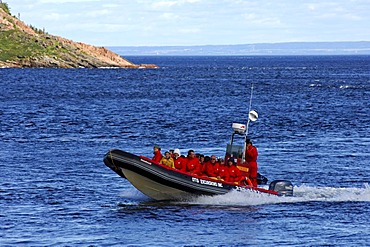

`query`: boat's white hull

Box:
[121,167,193,200]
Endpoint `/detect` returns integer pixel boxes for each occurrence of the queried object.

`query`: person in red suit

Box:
[173,149,186,172]
[217,158,229,182]
[204,155,220,178]
[245,139,258,187]
[227,158,243,183]
[185,150,202,175]
[152,145,163,163]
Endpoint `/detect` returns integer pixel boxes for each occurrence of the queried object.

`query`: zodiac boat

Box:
[103,111,293,201]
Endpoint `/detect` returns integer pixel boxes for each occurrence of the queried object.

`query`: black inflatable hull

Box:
[103,149,283,201]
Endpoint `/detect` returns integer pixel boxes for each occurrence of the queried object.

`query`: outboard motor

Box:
[269,180,294,196]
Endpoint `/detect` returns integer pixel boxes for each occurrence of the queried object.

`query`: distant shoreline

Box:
[109,41,370,56]
[120,54,370,57]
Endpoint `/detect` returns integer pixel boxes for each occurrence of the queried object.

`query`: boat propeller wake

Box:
[116,183,370,207]
[186,183,370,206]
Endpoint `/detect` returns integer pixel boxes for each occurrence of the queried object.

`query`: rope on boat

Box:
[109,150,119,171]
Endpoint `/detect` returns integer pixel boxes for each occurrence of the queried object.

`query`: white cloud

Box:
[85,9,111,18]
[152,1,178,8]
[43,12,70,21]
[37,0,99,3]
[159,12,180,20]
[242,13,281,27]
[5,0,370,46]
[178,28,201,34]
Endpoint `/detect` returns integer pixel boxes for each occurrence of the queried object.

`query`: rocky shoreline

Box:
[0,4,158,69]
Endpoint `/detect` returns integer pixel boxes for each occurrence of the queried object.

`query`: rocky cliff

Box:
[0,4,157,68]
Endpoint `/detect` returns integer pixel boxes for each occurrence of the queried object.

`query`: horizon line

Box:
[106,41,370,47]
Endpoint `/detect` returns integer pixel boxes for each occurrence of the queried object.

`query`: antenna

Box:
[242,83,258,162]
[245,83,256,136]
[248,84,254,115]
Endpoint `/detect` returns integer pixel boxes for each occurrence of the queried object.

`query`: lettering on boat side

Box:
[140,159,152,165]
[235,186,259,193]
[235,186,246,191]
[192,177,223,188]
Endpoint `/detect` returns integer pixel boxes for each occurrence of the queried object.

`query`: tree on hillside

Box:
[0,2,11,15]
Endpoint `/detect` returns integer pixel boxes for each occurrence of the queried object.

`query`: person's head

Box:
[187,150,195,158]
[204,156,210,163]
[218,157,225,165]
[227,158,235,166]
[246,139,253,146]
[153,145,161,152]
[174,148,181,158]
[199,154,205,163]
[210,155,217,164]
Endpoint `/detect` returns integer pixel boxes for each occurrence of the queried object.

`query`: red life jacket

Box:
[245,145,258,163]
[174,156,186,171]
[152,150,163,163]
[218,166,229,182]
[228,165,242,183]
[185,157,201,175]
[204,161,220,177]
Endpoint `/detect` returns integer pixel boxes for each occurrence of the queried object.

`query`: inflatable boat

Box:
[103,111,293,201]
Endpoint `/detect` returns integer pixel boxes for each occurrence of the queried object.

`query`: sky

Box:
[4,0,370,46]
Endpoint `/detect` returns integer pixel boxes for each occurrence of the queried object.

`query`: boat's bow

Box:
[104,149,234,200]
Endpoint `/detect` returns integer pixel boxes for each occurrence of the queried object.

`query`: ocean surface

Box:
[1,55,370,246]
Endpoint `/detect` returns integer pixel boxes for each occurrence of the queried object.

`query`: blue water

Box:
[1,56,370,246]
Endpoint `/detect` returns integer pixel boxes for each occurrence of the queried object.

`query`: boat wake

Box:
[187,183,370,206]
[118,190,150,205]
[117,184,370,207]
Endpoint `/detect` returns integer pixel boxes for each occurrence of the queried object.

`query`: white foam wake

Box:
[188,183,370,206]
[117,184,370,206]
[118,189,150,205]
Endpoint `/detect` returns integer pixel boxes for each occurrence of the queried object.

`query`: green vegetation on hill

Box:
[0,2,155,68]
[0,2,11,15]
[0,1,58,62]
[0,29,67,62]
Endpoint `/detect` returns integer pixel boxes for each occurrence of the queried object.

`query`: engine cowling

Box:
[269,180,294,196]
